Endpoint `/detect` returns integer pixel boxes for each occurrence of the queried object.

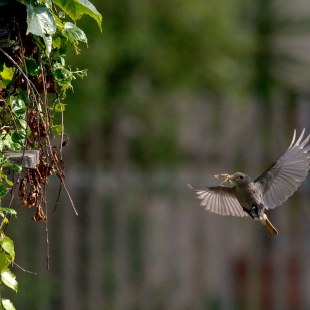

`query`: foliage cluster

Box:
[0,0,101,308]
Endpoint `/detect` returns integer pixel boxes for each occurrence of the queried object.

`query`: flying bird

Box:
[189,129,310,236]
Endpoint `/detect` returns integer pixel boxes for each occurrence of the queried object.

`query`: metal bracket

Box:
[4,150,39,169]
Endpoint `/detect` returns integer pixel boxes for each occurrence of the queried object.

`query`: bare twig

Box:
[13,262,37,275]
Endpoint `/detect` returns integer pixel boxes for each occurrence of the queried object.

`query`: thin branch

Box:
[0,47,41,102]
[42,185,50,269]
[53,182,62,214]
[60,104,65,160]
[61,179,78,216]
[13,262,37,275]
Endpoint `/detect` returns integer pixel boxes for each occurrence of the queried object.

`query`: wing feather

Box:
[255,129,310,209]
[189,185,248,217]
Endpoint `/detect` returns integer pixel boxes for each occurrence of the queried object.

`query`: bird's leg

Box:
[242,204,264,219]
[250,204,259,218]
[250,203,264,219]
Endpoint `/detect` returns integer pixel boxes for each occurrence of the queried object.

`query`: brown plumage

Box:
[189,129,310,236]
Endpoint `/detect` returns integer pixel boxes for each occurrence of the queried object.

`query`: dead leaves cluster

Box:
[18,149,64,221]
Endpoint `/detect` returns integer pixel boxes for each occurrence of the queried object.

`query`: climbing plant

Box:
[0,0,102,308]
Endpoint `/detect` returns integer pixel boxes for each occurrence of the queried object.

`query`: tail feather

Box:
[260,214,278,236]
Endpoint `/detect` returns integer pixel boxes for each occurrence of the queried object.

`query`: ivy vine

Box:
[0,0,102,308]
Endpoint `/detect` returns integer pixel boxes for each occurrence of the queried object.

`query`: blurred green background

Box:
[7,0,310,309]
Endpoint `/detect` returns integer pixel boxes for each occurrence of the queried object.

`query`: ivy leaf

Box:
[62,22,87,45]
[3,134,12,148]
[52,65,73,92]
[52,124,63,135]
[11,97,26,115]
[0,252,9,271]
[0,64,14,81]
[0,65,14,88]
[52,0,102,31]
[3,176,13,187]
[1,236,15,261]
[2,299,16,310]
[6,163,22,173]
[0,208,17,216]
[25,58,40,77]
[17,119,27,130]
[25,4,56,54]
[0,185,8,198]
[11,131,25,145]
[55,103,66,112]
[1,269,18,292]
[1,218,9,225]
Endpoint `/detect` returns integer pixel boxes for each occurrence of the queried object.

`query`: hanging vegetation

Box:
[0,0,101,308]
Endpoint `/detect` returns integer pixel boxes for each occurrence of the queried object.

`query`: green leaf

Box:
[1,269,18,292]
[6,163,22,173]
[0,65,14,88]
[0,185,8,198]
[2,298,16,310]
[0,65,14,81]
[3,176,13,187]
[10,97,26,115]
[52,124,63,135]
[0,252,9,271]
[10,132,20,144]
[52,65,73,91]
[0,208,17,216]
[11,131,25,145]
[0,157,7,166]
[54,103,66,112]
[16,90,27,102]
[52,36,62,49]
[62,22,87,45]
[26,4,57,54]
[52,0,102,31]
[25,58,40,77]
[5,179,13,187]
[3,134,14,150]
[1,218,9,225]
[1,236,15,261]
[17,119,27,130]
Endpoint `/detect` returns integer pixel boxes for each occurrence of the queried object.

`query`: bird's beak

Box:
[214,173,233,185]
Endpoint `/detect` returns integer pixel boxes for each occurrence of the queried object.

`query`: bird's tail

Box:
[260,214,278,236]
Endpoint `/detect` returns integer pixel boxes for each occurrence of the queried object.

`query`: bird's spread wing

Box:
[255,129,310,209]
[189,185,248,217]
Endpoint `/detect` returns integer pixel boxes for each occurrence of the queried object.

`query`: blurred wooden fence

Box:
[6,98,310,309]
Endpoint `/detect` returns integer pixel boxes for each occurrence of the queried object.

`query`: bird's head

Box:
[214,172,251,186]
[229,172,252,185]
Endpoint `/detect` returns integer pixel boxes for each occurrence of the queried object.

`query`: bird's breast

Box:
[235,183,264,209]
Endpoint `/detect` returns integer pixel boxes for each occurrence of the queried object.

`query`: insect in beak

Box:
[214,173,233,185]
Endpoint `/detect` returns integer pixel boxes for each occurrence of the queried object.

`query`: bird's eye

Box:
[239,175,244,180]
